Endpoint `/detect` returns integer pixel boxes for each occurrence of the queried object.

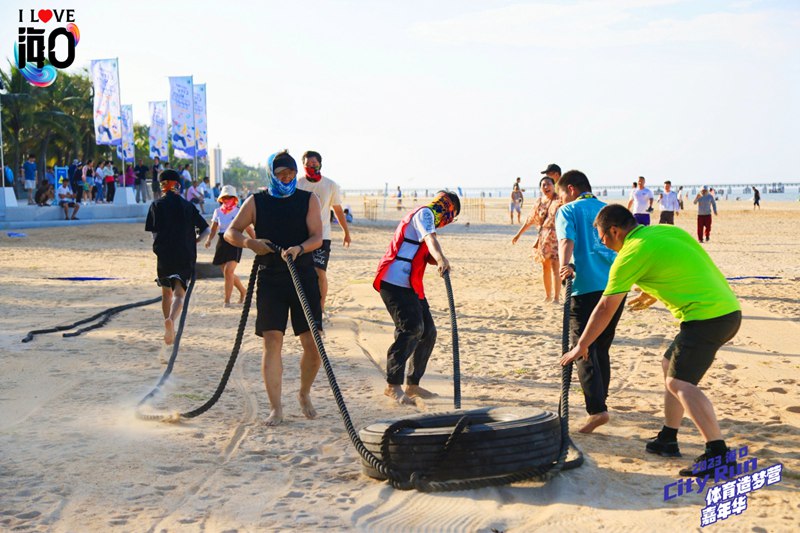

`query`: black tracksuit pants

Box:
[570,290,625,415]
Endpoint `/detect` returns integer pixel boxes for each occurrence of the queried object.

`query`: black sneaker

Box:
[679,450,735,477]
[645,436,682,457]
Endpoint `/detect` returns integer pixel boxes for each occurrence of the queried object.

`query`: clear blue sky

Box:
[2,0,798,188]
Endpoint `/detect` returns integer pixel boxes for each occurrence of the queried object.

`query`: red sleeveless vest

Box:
[373,207,433,299]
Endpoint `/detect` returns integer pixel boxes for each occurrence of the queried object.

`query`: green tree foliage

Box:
[223,157,267,193]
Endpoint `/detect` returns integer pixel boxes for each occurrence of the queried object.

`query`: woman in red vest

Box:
[373,190,460,405]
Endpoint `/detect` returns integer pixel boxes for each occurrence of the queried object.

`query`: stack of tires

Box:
[359,407,561,481]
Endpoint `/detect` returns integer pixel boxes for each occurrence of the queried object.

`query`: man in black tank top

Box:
[225,151,323,427]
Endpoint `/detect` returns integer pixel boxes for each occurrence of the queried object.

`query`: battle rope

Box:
[22,296,162,343]
[442,270,461,409]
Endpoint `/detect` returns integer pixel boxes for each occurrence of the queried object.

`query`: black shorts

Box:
[312,239,332,271]
[664,311,742,385]
[255,269,321,336]
[156,262,192,291]
[212,235,243,265]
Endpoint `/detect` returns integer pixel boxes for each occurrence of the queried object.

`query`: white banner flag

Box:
[169,76,195,159]
[193,84,208,158]
[90,58,122,146]
[148,101,168,160]
[118,104,134,163]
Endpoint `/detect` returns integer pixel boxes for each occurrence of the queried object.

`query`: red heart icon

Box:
[38,9,53,23]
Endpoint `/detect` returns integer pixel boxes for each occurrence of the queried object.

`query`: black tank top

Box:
[254,190,315,273]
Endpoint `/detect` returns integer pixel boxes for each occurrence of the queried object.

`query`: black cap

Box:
[159,169,181,182]
[541,163,561,175]
[272,152,298,173]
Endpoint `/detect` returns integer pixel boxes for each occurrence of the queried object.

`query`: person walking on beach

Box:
[541,163,562,184]
[556,170,624,433]
[145,169,210,346]
[396,186,403,211]
[512,176,561,303]
[752,186,760,210]
[104,161,116,203]
[627,176,654,225]
[694,185,717,243]
[561,204,741,477]
[515,177,526,209]
[510,183,523,224]
[225,150,323,426]
[204,185,253,307]
[297,150,352,317]
[373,190,460,406]
[657,180,681,224]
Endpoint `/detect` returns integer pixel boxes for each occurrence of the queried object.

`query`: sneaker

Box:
[645,436,682,457]
[698,238,704,243]
[679,450,735,477]
[705,236,710,242]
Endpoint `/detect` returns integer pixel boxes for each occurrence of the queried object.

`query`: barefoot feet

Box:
[164,318,175,345]
[298,392,317,419]
[384,384,416,406]
[578,411,610,433]
[404,384,439,399]
[265,408,283,426]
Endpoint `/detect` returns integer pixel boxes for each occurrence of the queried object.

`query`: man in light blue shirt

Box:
[556,169,625,434]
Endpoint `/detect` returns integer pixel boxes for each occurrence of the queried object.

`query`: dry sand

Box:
[0,198,798,532]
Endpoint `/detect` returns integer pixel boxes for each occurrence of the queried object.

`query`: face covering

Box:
[269,173,296,197]
[160,180,180,194]
[427,193,457,228]
[219,197,238,214]
[305,165,322,183]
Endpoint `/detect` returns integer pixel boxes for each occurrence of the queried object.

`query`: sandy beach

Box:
[1,198,798,532]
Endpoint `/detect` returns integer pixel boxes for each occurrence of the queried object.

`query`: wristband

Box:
[298,244,305,256]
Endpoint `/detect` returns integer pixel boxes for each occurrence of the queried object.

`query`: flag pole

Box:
[190,77,197,187]
[115,57,123,204]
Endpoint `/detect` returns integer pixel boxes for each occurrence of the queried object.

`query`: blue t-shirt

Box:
[23,161,37,181]
[555,195,617,296]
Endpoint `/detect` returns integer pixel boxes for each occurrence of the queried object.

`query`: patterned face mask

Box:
[160,179,180,194]
[304,165,322,183]
[219,197,238,214]
[268,173,296,197]
[427,193,457,228]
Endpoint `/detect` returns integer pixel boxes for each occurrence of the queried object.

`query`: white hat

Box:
[218,184,237,200]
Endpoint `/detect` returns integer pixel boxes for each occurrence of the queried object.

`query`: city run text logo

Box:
[15,8,80,87]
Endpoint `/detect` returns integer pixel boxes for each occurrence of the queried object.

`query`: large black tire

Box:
[358,407,561,481]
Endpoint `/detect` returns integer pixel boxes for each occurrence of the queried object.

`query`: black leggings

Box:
[106,182,115,202]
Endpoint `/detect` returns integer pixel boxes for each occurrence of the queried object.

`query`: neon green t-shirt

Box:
[604,225,740,322]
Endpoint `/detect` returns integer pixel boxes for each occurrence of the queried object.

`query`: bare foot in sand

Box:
[384,385,415,406]
[265,408,283,426]
[238,292,245,304]
[164,318,175,345]
[578,412,609,433]
[404,384,439,399]
[298,392,317,419]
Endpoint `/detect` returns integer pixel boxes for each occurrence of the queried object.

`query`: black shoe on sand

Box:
[679,450,735,477]
[646,436,682,457]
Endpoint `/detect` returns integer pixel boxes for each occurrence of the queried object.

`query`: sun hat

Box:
[218,184,237,201]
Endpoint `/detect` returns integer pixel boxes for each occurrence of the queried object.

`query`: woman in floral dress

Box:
[512,176,561,303]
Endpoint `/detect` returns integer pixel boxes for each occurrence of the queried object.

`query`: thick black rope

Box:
[442,270,461,409]
[21,296,162,343]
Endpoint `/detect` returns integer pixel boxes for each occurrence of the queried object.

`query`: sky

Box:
[1,0,798,189]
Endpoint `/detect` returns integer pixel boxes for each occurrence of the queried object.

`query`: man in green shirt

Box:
[560,204,741,477]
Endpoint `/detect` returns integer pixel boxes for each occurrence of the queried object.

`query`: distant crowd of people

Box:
[3,154,224,220]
